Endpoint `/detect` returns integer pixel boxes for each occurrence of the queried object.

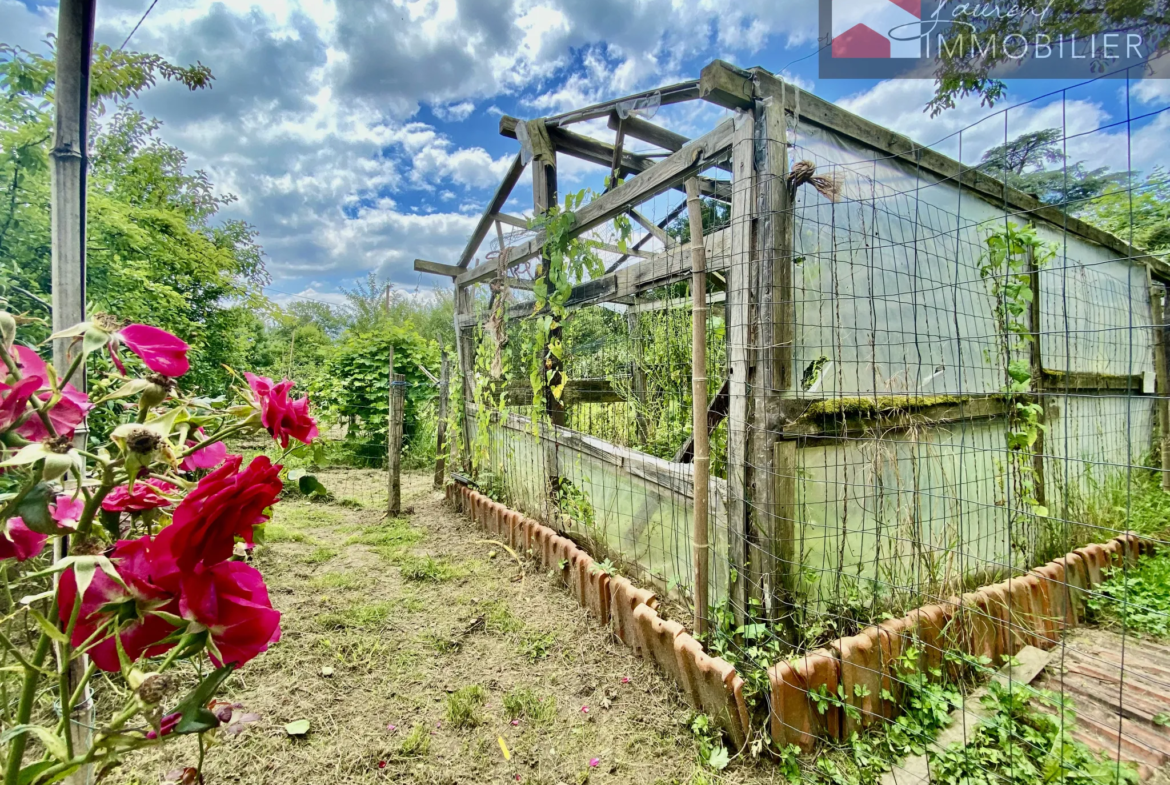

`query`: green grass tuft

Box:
[519,630,557,662]
[503,687,557,725]
[399,554,462,583]
[315,601,395,631]
[443,684,488,729]
[398,723,431,757]
[309,572,365,590]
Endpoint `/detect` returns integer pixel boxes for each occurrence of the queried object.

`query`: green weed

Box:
[309,572,365,590]
[302,546,338,564]
[443,685,488,729]
[398,723,431,757]
[345,518,422,549]
[315,601,394,631]
[262,523,312,543]
[482,600,523,633]
[1087,553,1170,638]
[399,554,462,583]
[502,687,557,725]
[519,630,557,662]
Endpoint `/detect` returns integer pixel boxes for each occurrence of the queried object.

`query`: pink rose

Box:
[12,347,91,440]
[0,518,48,561]
[179,427,228,471]
[102,479,179,513]
[245,373,318,448]
[110,324,190,378]
[179,561,281,667]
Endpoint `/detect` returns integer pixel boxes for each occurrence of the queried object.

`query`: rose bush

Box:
[0,314,317,784]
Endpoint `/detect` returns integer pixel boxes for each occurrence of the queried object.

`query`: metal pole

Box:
[51,1,96,781]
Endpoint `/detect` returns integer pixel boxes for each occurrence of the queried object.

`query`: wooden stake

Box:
[387,345,404,516]
[685,178,710,637]
[435,351,449,490]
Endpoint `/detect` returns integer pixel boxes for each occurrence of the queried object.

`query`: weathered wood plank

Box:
[627,207,674,247]
[493,212,529,230]
[782,396,1011,438]
[545,80,701,127]
[699,59,754,111]
[414,258,464,277]
[458,119,736,288]
[457,154,526,269]
[674,377,731,463]
[726,110,755,623]
[608,200,687,273]
[502,378,625,406]
[1150,275,1170,489]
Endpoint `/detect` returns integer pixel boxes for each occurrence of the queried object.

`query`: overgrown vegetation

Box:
[1087,552,1170,638]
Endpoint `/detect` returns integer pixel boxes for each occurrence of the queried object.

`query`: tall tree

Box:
[979,127,1129,208]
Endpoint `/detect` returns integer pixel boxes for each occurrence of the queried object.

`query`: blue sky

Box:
[3,0,1167,309]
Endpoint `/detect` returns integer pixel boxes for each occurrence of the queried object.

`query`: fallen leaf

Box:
[284,719,310,737]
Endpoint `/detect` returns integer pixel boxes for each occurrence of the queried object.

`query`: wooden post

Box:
[387,345,404,516]
[627,305,650,444]
[50,3,96,782]
[1149,278,1170,489]
[454,286,475,472]
[749,87,796,624]
[435,351,449,489]
[685,178,711,637]
[532,125,563,507]
[726,109,755,624]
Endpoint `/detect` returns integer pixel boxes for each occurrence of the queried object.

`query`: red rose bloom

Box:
[0,376,42,431]
[57,536,181,671]
[179,561,281,667]
[0,518,48,561]
[154,455,282,571]
[103,479,180,513]
[245,373,318,448]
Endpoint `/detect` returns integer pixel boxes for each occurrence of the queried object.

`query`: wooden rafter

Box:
[455,153,527,269]
[608,112,733,173]
[457,118,736,288]
[543,80,701,127]
[499,116,730,202]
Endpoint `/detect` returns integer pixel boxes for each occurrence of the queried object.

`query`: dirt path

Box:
[119,472,782,785]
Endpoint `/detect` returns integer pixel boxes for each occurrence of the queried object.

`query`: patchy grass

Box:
[397,723,431,758]
[262,522,313,543]
[314,633,393,671]
[421,632,462,655]
[482,599,523,634]
[308,571,366,591]
[273,504,344,529]
[503,687,557,725]
[315,601,395,631]
[398,554,462,582]
[443,684,488,729]
[302,546,339,564]
[520,630,557,662]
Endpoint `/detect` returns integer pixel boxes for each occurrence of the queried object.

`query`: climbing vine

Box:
[978,222,1056,559]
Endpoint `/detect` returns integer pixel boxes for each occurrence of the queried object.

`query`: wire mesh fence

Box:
[447,59,1170,782]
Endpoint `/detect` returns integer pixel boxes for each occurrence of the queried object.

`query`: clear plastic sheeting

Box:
[615,91,661,121]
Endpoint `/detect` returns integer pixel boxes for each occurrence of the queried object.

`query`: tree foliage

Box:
[0,43,266,392]
[979,128,1129,208]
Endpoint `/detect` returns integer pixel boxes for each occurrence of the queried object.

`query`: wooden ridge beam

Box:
[457,153,526,269]
[608,113,733,173]
[499,116,730,203]
[544,80,701,127]
[457,118,735,289]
